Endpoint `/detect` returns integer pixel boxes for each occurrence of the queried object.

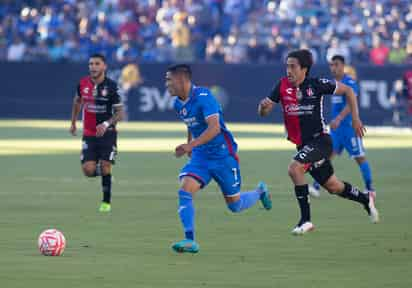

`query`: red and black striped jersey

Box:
[76,76,122,136]
[269,77,336,146]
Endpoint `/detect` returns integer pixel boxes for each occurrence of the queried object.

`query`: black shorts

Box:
[81,130,117,164]
[293,134,334,185]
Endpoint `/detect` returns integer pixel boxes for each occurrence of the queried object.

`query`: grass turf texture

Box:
[0,120,411,288]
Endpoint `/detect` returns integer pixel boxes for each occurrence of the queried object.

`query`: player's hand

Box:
[96,122,109,137]
[352,117,366,138]
[69,123,77,136]
[330,118,341,130]
[258,98,274,116]
[175,143,193,158]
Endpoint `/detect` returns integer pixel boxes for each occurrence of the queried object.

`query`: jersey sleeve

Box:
[268,81,281,103]
[315,78,337,95]
[349,80,360,96]
[111,82,123,107]
[200,91,220,119]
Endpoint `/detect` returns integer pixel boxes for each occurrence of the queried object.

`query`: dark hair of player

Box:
[287,49,314,75]
[167,64,192,79]
[90,53,106,63]
[331,55,345,64]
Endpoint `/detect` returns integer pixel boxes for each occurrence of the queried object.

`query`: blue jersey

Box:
[330,74,359,127]
[174,85,237,159]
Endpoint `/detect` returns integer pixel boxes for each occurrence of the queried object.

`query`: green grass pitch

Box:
[0,120,411,288]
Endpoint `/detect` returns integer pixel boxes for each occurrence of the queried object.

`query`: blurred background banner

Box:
[0,62,409,125]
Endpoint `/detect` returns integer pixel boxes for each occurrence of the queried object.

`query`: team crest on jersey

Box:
[180,108,187,116]
[306,87,314,97]
[101,87,108,97]
[83,87,89,94]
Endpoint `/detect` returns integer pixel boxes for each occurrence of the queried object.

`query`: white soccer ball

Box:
[38,229,66,256]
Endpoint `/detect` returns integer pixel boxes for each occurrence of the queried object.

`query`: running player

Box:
[70,53,124,212]
[258,49,379,235]
[166,64,272,253]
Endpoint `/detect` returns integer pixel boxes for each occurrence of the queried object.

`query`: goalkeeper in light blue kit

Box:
[166,64,272,254]
[309,55,375,199]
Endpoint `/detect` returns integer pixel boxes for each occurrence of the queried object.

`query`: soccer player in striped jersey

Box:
[70,53,124,212]
[258,49,379,235]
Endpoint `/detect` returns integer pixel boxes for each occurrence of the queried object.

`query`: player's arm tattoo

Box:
[107,105,124,126]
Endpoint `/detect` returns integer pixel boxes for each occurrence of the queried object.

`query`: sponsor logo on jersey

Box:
[183,116,198,127]
[285,104,315,115]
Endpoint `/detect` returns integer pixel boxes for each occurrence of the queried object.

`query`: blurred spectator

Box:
[326,38,350,63]
[48,38,67,61]
[171,12,194,61]
[0,0,411,64]
[7,36,26,61]
[116,35,139,63]
[206,34,225,63]
[388,41,407,64]
[369,35,389,65]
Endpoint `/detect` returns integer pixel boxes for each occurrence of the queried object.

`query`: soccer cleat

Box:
[257,181,272,210]
[171,239,200,254]
[291,221,315,235]
[308,184,321,198]
[99,202,111,213]
[367,191,379,223]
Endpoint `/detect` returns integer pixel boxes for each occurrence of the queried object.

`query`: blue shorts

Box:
[179,154,241,197]
[330,125,365,158]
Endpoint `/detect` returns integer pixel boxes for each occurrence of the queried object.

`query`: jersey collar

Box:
[177,84,196,105]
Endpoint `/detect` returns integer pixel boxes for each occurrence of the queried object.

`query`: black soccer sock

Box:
[338,182,369,207]
[295,185,311,224]
[102,174,112,204]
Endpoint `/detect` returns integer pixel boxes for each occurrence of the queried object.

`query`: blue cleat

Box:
[171,239,200,254]
[258,181,272,210]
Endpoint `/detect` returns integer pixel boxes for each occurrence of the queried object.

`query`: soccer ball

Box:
[37,229,66,256]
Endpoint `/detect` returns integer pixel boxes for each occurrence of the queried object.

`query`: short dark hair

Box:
[287,49,313,75]
[89,53,106,63]
[331,55,345,64]
[167,64,192,79]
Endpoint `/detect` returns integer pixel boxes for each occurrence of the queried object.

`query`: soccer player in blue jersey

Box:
[309,55,375,199]
[166,64,272,253]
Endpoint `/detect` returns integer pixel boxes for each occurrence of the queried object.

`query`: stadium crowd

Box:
[1,0,411,64]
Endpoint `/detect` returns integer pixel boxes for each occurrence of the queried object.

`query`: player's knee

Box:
[227,200,242,213]
[82,165,96,177]
[288,162,304,179]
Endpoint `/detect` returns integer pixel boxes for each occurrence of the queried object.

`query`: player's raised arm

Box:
[70,93,82,136]
[334,82,365,137]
